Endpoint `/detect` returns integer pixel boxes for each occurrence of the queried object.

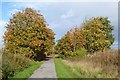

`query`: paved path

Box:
[28,58,57,79]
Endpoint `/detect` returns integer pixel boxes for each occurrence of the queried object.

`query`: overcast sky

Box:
[0,1,118,49]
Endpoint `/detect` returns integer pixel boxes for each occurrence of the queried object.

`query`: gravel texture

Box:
[28,58,57,79]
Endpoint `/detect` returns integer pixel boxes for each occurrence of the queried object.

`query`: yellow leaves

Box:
[4,8,55,59]
[15,39,20,44]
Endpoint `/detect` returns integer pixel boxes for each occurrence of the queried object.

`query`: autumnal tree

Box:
[72,27,86,51]
[4,8,55,59]
[55,17,114,58]
[55,28,85,58]
[81,17,114,52]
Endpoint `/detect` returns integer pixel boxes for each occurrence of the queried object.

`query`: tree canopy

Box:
[4,8,55,59]
[82,17,114,52]
[55,17,114,58]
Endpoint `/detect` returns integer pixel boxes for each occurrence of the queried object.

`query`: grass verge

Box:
[9,61,44,80]
[60,49,118,78]
[54,58,79,78]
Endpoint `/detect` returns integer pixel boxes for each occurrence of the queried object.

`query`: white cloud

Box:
[61,10,75,19]
[0,20,7,37]
[9,9,21,16]
[0,20,7,27]
[111,41,118,49]
[11,3,51,11]
[15,3,38,9]
[0,20,7,47]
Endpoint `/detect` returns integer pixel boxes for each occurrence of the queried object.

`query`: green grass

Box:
[54,58,107,79]
[9,61,44,80]
[54,58,79,78]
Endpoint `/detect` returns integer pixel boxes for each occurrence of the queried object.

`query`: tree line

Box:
[3,8,115,60]
[55,17,114,58]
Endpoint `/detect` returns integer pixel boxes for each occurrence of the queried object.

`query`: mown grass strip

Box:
[54,58,79,78]
[55,58,115,78]
[9,61,44,80]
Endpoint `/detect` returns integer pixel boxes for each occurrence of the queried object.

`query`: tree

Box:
[4,8,55,59]
[55,28,85,58]
[81,17,114,52]
[73,27,86,51]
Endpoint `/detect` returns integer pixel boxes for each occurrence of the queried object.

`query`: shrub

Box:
[59,48,87,59]
[59,51,66,59]
[72,48,87,58]
[2,51,32,80]
[14,53,32,69]
[2,52,19,80]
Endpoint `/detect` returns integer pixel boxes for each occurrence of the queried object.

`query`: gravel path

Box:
[28,58,57,79]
